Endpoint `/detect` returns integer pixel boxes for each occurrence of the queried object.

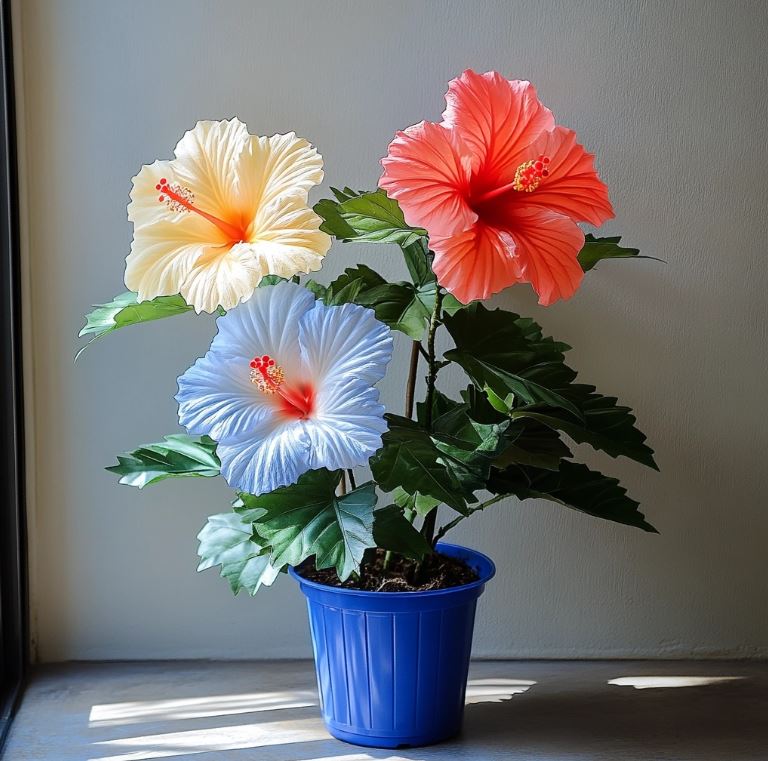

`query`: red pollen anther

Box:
[160,178,167,184]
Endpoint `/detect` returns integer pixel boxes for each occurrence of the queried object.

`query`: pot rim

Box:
[288,541,496,599]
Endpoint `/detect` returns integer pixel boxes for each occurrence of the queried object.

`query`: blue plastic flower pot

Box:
[289,542,496,748]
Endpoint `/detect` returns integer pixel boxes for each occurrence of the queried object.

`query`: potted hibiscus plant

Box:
[79,70,657,749]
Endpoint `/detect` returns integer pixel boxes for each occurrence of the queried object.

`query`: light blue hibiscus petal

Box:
[211,281,315,375]
[305,381,387,471]
[298,300,393,385]
[176,354,273,441]
[217,420,311,495]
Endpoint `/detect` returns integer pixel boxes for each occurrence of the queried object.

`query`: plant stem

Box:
[347,469,356,490]
[405,341,420,419]
[420,290,444,547]
[433,494,507,543]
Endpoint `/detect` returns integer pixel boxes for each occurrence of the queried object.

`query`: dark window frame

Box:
[0,0,27,750]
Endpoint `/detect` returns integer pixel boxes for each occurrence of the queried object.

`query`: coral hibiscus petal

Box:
[430,223,522,304]
[441,70,554,182]
[507,209,585,306]
[298,301,393,385]
[217,422,311,496]
[519,126,614,226]
[379,121,476,237]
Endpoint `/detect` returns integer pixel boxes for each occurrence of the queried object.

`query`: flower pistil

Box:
[249,354,314,420]
[157,177,244,242]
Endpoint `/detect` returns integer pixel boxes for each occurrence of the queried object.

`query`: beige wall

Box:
[16,0,768,660]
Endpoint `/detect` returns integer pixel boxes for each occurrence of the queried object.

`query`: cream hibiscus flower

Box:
[125,119,331,313]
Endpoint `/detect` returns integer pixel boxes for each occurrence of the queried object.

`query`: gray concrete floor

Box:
[3,660,767,760]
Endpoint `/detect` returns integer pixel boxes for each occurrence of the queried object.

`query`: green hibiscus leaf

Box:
[373,505,432,561]
[371,415,469,513]
[459,386,571,471]
[77,291,193,359]
[494,419,573,471]
[197,509,280,595]
[313,198,358,240]
[445,304,657,469]
[393,487,441,517]
[511,385,658,470]
[258,274,288,287]
[331,186,363,203]
[303,279,328,301]
[578,234,660,272]
[314,189,426,246]
[441,293,467,316]
[106,434,220,488]
[324,265,437,340]
[243,469,377,581]
[444,303,580,417]
[357,282,435,339]
[421,392,509,495]
[324,264,386,305]
[400,238,434,287]
[488,460,657,532]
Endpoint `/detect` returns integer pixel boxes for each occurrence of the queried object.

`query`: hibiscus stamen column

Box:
[420,289,444,549]
[156,178,245,242]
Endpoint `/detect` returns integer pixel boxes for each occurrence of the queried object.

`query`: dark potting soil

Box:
[295,549,479,592]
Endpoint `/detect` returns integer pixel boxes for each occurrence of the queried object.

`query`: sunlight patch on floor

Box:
[290,756,391,761]
[608,676,745,690]
[88,717,325,760]
[88,690,318,727]
[465,677,536,703]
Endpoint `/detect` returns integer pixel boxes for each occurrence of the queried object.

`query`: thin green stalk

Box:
[434,494,507,543]
[383,342,422,574]
[347,469,357,490]
[420,290,444,547]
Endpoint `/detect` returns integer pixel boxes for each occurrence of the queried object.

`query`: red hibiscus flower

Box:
[379,70,614,305]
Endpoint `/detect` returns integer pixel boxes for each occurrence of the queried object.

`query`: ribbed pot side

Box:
[289,542,496,749]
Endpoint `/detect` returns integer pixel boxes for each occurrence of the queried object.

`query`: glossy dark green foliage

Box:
[77,291,192,359]
[373,505,432,560]
[197,508,279,595]
[489,460,657,532]
[240,468,378,581]
[578,234,659,272]
[106,434,220,488]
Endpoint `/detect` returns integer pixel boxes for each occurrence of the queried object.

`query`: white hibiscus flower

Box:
[176,282,394,494]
